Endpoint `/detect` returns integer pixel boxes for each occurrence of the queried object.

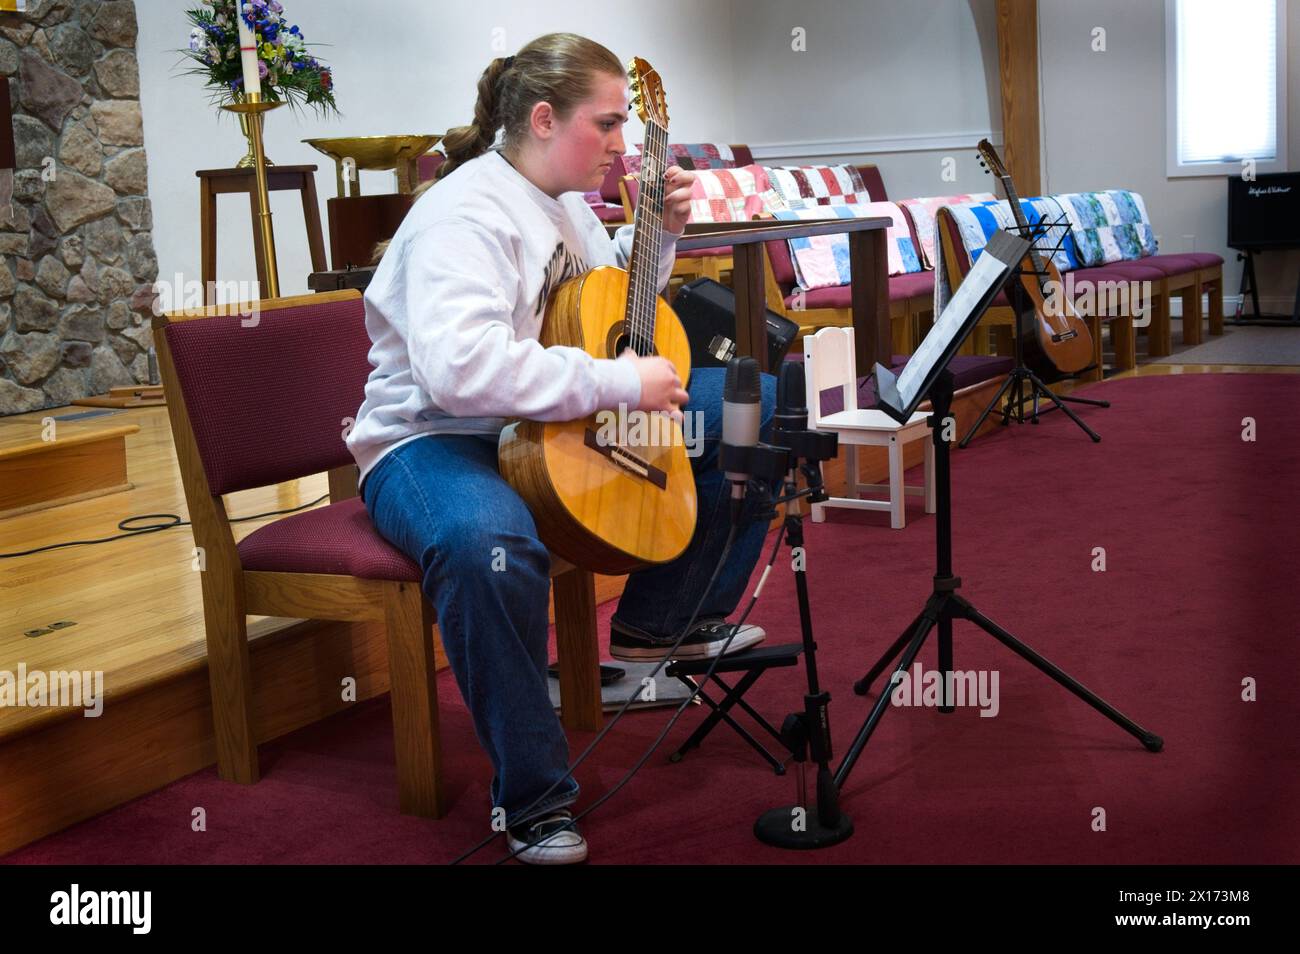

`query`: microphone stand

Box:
[752,366,853,849]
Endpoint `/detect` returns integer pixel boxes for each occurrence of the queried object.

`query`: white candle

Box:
[236,5,261,98]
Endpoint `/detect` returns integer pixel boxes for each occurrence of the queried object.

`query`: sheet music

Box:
[896,250,1006,409]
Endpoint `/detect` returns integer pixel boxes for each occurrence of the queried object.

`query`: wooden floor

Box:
[1,338,1296,853]
[0,405,359,736]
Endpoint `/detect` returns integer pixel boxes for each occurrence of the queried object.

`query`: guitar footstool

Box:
[665,643,803,774]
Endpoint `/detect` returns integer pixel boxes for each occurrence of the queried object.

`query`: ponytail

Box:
[436,55,513,181]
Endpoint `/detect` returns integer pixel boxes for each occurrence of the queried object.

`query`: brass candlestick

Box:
[233,95,275,168]
[222,95,283,298]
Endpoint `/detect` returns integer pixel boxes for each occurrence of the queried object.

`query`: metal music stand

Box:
[834,228,1162,795]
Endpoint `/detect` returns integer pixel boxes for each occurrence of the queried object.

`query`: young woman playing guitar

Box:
[346,33,776,864]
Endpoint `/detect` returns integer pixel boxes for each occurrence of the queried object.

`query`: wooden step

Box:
[0,412,139,520]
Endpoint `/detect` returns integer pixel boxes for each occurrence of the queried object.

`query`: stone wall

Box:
[0,0,158,416]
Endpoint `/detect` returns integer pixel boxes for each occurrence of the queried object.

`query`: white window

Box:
[1166,0,1288,177]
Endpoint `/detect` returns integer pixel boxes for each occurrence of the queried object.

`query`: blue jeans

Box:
[360,367,776,826]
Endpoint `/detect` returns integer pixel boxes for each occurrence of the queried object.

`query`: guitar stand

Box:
[960,362,1107,446]
[835,369,1162,795]
[959,235,1108,447]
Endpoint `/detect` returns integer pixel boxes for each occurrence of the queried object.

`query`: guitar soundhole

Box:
[606,322,657,359]
[609,326,631,358]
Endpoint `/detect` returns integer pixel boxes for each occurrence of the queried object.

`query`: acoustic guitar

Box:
[497,58,697,575]
[976,139,1094,376]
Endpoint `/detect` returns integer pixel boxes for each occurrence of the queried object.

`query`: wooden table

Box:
[197,164,328,303]
[614,217,893,374]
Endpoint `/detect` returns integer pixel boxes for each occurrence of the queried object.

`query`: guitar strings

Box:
[628,115,667,357]
[632,116,658,354]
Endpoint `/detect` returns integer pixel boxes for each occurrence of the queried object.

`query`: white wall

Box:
[729,0,1003,200]
[1039,0,1298,310]
[135,0,736,302]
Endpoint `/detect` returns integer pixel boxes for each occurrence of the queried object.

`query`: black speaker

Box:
[672,278,799,372]
[1227,172,1300,250]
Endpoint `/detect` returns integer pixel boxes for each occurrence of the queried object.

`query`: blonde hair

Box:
[372,33,624,263]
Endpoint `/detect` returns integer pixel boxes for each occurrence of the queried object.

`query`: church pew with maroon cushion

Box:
[760,164,934,355]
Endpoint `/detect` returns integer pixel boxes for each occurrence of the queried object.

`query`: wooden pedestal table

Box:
[196,164,328,304]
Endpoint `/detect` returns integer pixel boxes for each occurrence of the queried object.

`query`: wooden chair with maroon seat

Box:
[152,289,603,819]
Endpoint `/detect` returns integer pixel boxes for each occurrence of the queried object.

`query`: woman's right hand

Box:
[621,352,689,419]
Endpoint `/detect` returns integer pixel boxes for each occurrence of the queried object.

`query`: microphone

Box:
[721,356,762,523]
[772,359,808,444]
[771,358,834,502]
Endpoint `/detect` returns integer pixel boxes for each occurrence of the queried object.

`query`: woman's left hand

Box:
[662,165,696,235]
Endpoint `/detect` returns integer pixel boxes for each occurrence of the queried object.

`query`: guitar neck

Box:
[624,117,668,354]
[1000,173,1048,287]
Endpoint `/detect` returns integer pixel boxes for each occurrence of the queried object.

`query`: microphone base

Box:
[754,805,854,850]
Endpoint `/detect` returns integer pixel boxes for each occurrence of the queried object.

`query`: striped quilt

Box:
[766,164,873,208]
[1053,190,1158,266]
[898,193,996,269]
[770,201,923,290]
[943,196,1082,273]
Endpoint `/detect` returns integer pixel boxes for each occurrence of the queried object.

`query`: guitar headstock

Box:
[628,57,669,129]
[976,138,1010,180]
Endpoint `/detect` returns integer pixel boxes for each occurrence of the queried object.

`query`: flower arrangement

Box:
[180,0,338,115]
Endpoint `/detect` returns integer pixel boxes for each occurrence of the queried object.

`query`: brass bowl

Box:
[302,134,444,195]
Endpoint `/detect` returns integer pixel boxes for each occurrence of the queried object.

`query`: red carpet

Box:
[6,373,1298,865]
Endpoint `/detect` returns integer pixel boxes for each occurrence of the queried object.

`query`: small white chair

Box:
[803,326,935,529]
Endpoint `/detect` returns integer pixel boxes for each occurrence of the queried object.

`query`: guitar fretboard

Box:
[624,116,668,356]
[999,174,1050,294]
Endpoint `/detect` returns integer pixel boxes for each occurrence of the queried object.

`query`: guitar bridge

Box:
[583,428,668,489]
[1051,330,1079,343]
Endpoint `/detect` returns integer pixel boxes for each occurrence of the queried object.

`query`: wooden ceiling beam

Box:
[995,0,1042,196]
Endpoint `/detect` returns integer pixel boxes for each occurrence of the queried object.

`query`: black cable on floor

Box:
[0,493,331,559]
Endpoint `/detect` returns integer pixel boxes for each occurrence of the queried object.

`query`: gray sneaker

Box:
[609,616,766,661]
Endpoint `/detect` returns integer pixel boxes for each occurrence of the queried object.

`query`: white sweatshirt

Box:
[346,148,679,485]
